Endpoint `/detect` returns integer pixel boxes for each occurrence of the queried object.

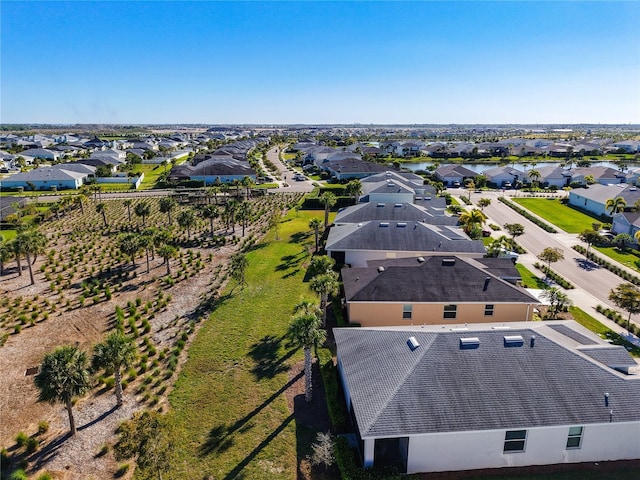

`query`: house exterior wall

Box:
[541,176,568,188]
[346,302,533,326]
[191,174,256,184]
[391,421,640,474]
[1,178,82,190]
[568,192,607,217]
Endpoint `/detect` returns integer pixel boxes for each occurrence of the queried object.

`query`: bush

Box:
[318,348,348,432]
[8,469,28,480]
[36,473,53,480]
[333,437,401,480]
[26,437,39,453]
[15,432,28,448]
[498,197,557,233]
[114,463,130,478]
[37,421,49,435]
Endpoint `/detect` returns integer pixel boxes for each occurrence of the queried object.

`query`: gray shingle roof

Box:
[334,202,452,225]
[334,322,640,438]
[342,256,537,303]
[326,221,486,254]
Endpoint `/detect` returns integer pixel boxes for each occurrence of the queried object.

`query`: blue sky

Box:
[2,1,639,124]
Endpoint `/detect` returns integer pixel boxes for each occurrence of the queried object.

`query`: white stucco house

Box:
[334,321,640,475]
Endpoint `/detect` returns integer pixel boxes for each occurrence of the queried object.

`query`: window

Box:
[443,304,457,319]
[566,426,583,449]
[503,430,527,453]
[484,304,494,316]
[402,304,412,320]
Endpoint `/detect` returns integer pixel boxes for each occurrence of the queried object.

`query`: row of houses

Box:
[433,164,639,188]
[325,171,640,474]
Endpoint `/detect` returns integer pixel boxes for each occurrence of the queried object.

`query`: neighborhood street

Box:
[450,188,640,337]
[265,146,315,193]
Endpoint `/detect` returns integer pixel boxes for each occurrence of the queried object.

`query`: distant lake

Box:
[401,161,637,174]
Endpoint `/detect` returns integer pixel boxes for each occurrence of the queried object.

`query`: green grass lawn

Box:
[131,163,166,189]
[594,246,640,273]
[512,198,597,233]
[515,264,547,289]
[165,210,324,479]
[569,307,640,357]
[0,228,17,240]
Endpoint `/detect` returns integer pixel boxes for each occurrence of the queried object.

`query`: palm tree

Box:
[528,169,541,188]
[139,231,154,273]
[177,209,197,239]
[0,238,10,276]
[345,179,363,204]
[288,313,326,402]
[8,238,22,276]
[541,287,572,318]
[242,176,255,199]
[92,331,137,407]
[578,229,601,255]
[293,299,322,318]
[319,192,337,228]
[310,271,339,326]
[157,244,178,276]
[609,283,640,331]
[232,179,242,199]
[308,255,335,278]
[237,202,252,237]
[16,228,47,285]
[158,197,176,226]
[96,202,108,228]
[309,218,322,253]
[134,201,151,227]
[34,345,91,435]
[230,252,248,290]
[224,200,238,233]
[49,202,61,221]
[458,208,487,235]
[201,204,219,238]
[118,232,141,268]
[605,197,627,216]
[123,199,133,224]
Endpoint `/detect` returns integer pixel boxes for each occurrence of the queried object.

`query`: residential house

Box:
[568,183,640,218]
[433,164,477,187]
[341,255,539,326]
[536,166,571,188]
[0,165,93,190]
[325,221,485,267]
[335,321,640,474]
[333,202,453,227]
[611,212,640,238]
[16,148,61,161]
[568,166,626,186]
[324,158,387,180]
[483,166,525,188]
[360,171,434,204]
[612,141,640,153]
[171,157,256,185]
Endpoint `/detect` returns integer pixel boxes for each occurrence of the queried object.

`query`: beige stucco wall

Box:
[347,302,534,327]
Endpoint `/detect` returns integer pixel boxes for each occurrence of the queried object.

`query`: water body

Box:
[401,161,636,174]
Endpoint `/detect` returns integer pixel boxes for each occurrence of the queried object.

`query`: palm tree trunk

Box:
[321,294,328,327]
[66,397,77,435]
[115,367,124,407]
[324,206,329,228]
[145,248,150,274]
[16,253,22,276]
[166,258,171,276]
[102,211,108,228]
[304,346,313,402]
[25,251,35,285]
[209,219,214,238]
[314,230,319,253]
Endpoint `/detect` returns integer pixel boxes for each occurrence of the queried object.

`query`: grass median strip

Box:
[512,198,595,233]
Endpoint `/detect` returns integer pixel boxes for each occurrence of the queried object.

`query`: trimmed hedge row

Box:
[595,305,640,347]
[317,348,348,432]
[533,262,574,289]
[572,245,640,285]
[498,197,557,233]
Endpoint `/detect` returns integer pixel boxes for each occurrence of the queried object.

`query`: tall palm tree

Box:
[242,176,255,199]
[0,238,10,276]
[605,197,627,216]
[34,345,91,435]
[177,209,197,239]
[310,271,339,326]
[158,197,176,226]
[138,231,154,273]
[237,202,252,237]
[528,169,541,188]
[230,252,248,290]
[92,331,137,407]
[224,200,238,233]
[16,228,47,285]
[118,232,141,268]
[96,202,108,228]
[319,192,337,228]
[345,179,363,204]
[157,244,178,276]
[288,313,326,402]
[309,218,322,253]
[293,299,322,318]
[201,204,219,238]
[123,199,133,224]
[134,201,151,227]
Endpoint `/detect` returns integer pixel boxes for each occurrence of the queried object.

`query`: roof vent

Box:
[442,258,456,266]
[630,187,637,191]
[379,222,389,227]
[397,222,407,227]
[483,277,491,291]
[415,196,423,200]
[377,266,385,273]
[377,203,385,207]
[395,203,403,207]
[503,335,524,347]
[450,327,469,332]
[417,257,425,263]
[460,337,480,349]
[407,336,420,351]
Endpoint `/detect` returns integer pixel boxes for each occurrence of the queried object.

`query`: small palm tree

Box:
[34,345,91,435]
[134,201,152,227]
[528,169,541,188]
[288,313,326,402]
[309,218,322,253]
[458,208,487,235]
[157,244,178,276]
[96,202,108,228]
[92,331,137,407]
[230,252,248,290]
[201,204,219,238]
[159,197,176,226]
[605,197,627,216]
[242,176,255,199]
[123,199,133,224]
[16,228,47,285]
[237,202,252,237]
[177,209,197,239]
[118,232,141,268]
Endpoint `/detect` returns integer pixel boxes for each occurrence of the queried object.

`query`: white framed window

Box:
[484,304,494,316]
[503,430,527,453]
[443,304,457,319]
[566,426,583,449]
[402,304,412,320]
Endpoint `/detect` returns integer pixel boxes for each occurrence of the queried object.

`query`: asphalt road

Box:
[265,146,315,193]
[450,188,640,331]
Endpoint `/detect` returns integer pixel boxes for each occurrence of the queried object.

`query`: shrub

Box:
[36,473,53,480]
[37,421,49,435]
[8,469,28,480]
[26,437,39,453]
[114,463,130,478]
[15,432,28,448]
[95,444,109,458]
